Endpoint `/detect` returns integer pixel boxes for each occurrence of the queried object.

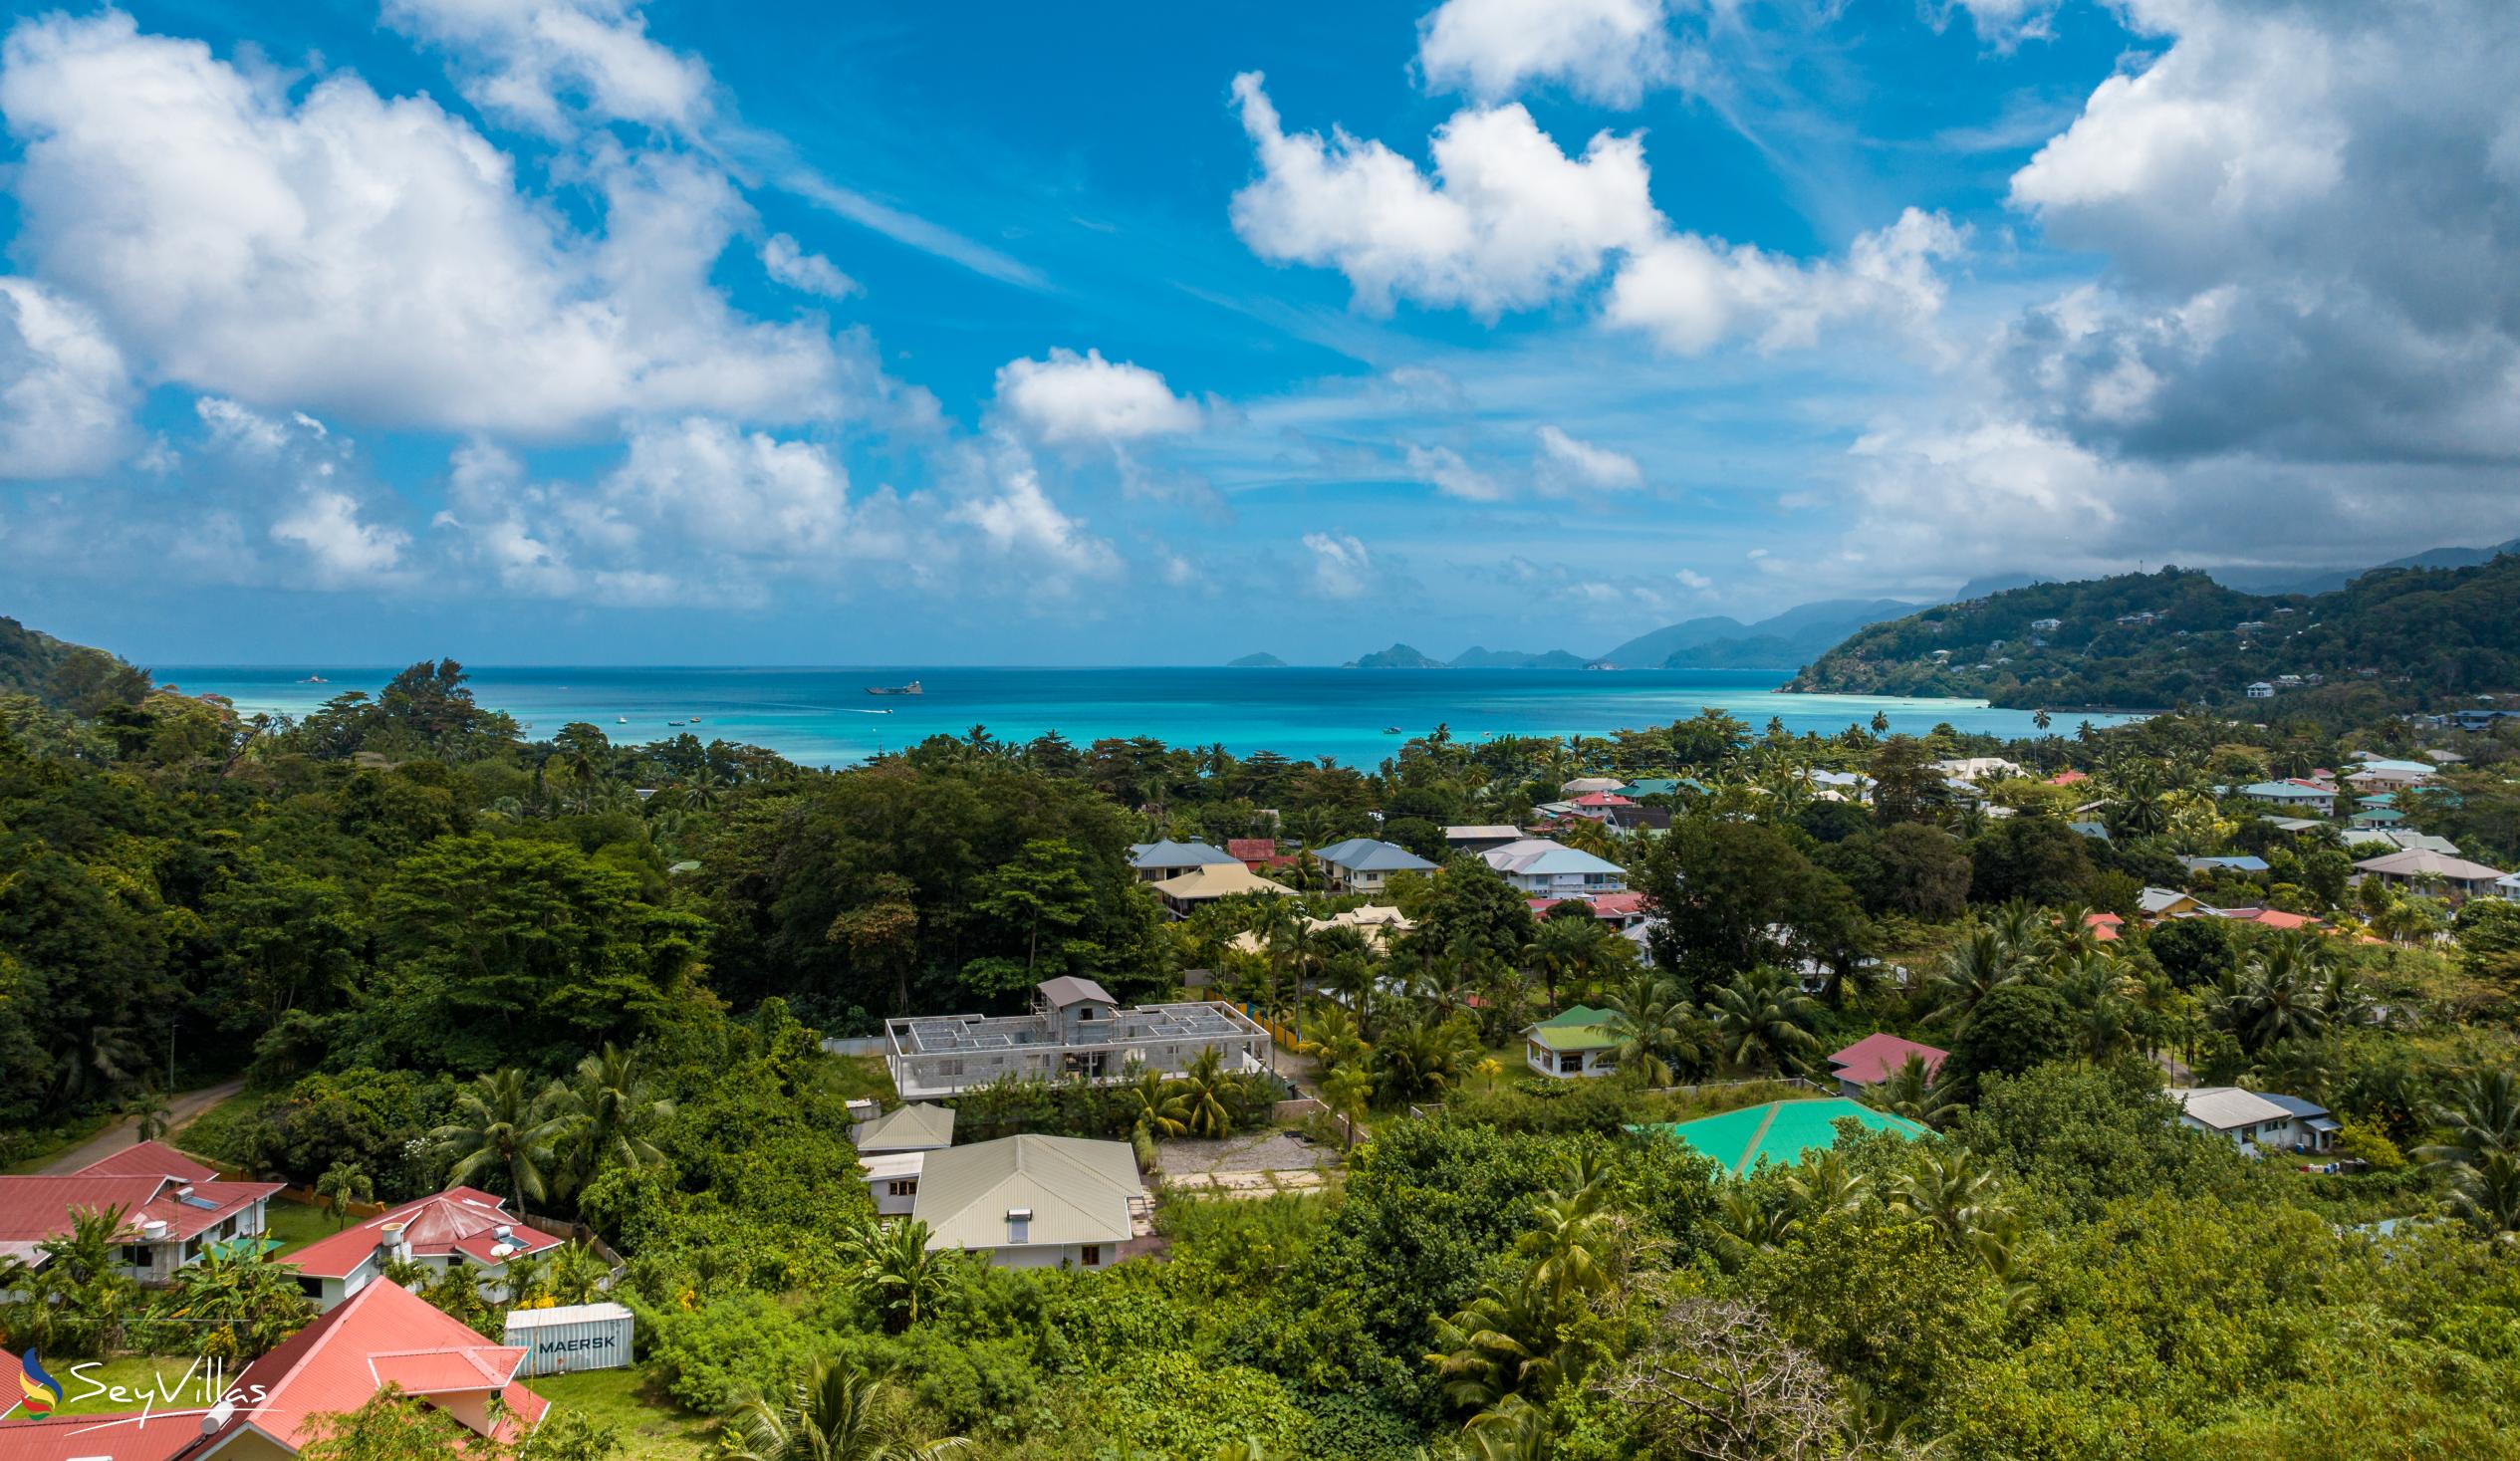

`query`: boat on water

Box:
[300,674,328,683]
[1383,726,1403,734]
[617,717,628,724]
[867,680,923,696]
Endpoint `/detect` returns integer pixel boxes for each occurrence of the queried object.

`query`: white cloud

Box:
[0,10,857,436]
[995,348,1201,443]
[603,417,856,557]
[1416,0,1685,108]
[760,233,859,300]
[1999,0,2520,465]
[1535,424,1643,491]
[1605,207,1968,354]
[1303,531,1374,600]
[1403,443,1507,502]
[271,487,408,584]
[380,0,712,136]
[1674,568,1711,591]
[1929,0,2063,50]
[949,457,1120,581]
[1228,73,1656,319]
[0,277,131,477]
[194,397,295,453]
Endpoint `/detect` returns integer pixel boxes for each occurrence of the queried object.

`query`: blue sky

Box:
[0,0,2513,666]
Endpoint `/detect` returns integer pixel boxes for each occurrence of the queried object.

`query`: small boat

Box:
[1383,726,1403,735]
[667,720,684,727]
[866,680,923,696]
[617,717,628,725]
[300,674,328,683]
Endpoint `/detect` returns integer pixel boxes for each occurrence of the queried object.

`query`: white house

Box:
[2351,848,2511,900]
[2168,1088,2297,1148]
[1127,840,1244,883]
[1310,837,1438,894]
[1930,757,2024,782]
[0,1142,280,1291]
[913,1134,1145,1271]
[1522,1006,1624,1080]
[2246,681,2276,699]
[2235,781,2336,817]
[285,1188,567,1310]
[2255,1094,2342,1154]
[853,1102,956,1216]
[1478,838,1627,896]
[885,978,1271,1099]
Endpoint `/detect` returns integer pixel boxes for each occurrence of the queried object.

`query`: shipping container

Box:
[503,1301,635,1375]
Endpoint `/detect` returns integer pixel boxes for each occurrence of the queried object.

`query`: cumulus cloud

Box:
[995,348,1201,443]
[271,487,410,584]
[1535,424,1643,491]
[2000,0,2520,465]
[1416,0,1686,108]
[0,277,132,477]
[1303,531,1375,600]
[949,456,1121,581]
[0,10,858,436]
[1404,443,1507,502]
[1606,207,1968,355]
[380,0,712,136]
[760,234,859,300]
[1228,73,1656,319]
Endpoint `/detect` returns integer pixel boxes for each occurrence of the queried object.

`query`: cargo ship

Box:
[866,680,923,696]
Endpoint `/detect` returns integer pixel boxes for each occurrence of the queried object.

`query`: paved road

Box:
[38,1079,246,1174]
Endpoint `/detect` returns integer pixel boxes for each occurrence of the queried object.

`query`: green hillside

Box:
[1787,558,2520,714]
[0,614,151,713]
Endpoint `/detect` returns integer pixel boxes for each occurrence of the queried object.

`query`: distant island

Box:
[1225,652,1289,668]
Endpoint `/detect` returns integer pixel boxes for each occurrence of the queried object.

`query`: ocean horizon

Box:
[156,663,2129,770]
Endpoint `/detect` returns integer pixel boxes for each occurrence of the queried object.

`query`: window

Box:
[122,1244,153,1268]
[1007,1207,1031,1245]
[1081,1245,1102,1267]
[1559,1053,1583,1074]
[886,1179,917,1198]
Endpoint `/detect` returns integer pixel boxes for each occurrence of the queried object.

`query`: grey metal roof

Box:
[1128,840,1241,869]
[1481,839,1626,877]
[1036,975,1118,1009]
[912,1134,1141,1251]
[1312,838,1437,872]
[854,1101,956,1152]
[2256,1092,2332,1120]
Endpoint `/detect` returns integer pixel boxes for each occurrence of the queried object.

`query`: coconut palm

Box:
[431,1068,567,1216]
[1927,925,2026,1026]
[1603,972,1710,1088]
[2443,1150,2520,1243]
[1890,1146,2019,1266]
[315,1160,375,1230]
[553,1044,674,1196]
[1294,1002,1371,1076]
[1863,1054,1959,1128]
[154,1246,313,1357]
[1782,1146,1872,1230]
[1120,1065,1188,1141]
[837,1216,961,1335]
[1704,965,1822,1077]
[2416,1068,2520,1171]
[1323,1063,1373,1152]
[722,1356,971,1461]
[550,1240,614,1305]
[1372,1015,1475,1103]
[2213,931,2331,1054]
[1425,1270,1574,1413]
[1175,1046,1237,1137]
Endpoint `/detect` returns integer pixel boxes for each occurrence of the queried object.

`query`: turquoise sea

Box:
[153,665,2127,770]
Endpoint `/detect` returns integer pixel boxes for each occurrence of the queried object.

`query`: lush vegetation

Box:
[1788,555,2520,718]
[4,623,2520,1458]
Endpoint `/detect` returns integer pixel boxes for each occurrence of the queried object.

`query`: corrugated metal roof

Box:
[913,1135,1140,1251]
[854,1101,956,1152]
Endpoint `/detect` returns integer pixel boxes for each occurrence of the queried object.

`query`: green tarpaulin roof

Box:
[1527,1005,1624,1052]
[1641,1097,1929,1174]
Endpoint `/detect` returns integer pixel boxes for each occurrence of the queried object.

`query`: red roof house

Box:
[0,1145,281,1283]
[2046,770,2090,786]
[2085,911,2124,942]
[1825,1033,1949,1095]
[1225,838,1298,870]
[286,1189,566,1311]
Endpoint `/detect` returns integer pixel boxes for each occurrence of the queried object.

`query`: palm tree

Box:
[2213,931,2330,1054]
[1175,1047,1237,1137]
[1516,1158,1618,1308]
[1704,965,1822,1077]
[550,1241,613,1305]
[1890,1146,2019,1267]
[553,1043,674,1197]
[129,1087,172,1143]
[1120,1065,1188,1142]
[1863,1054,1957,1128]
[1372,1016,1474,1103]
[2443,1150,2520,1243]
[431,1068,567,1216]
[155,1246,313,1357]
[722,1356,971,1461]
[1603,973,1708,1088]
[837,1216,960,1334]
[2416,1069,2520,1171]
[316,1160,375,1230]
[1782,1147,1871,1229]
[1323,1064,1373,1152]
[1927,924,2025,1026]
[1425,1270,1574,1413]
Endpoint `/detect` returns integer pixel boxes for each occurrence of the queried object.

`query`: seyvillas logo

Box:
[17,1349,62,1415]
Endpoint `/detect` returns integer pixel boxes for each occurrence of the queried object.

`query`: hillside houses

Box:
[885,977,1271,1099]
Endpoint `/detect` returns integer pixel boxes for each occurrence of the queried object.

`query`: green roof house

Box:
[1643,1097,1929,1175]
[1524,1005,1625,1080]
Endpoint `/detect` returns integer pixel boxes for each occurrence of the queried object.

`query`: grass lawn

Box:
[527,1367,717,1460]
[266,1198,344,1257]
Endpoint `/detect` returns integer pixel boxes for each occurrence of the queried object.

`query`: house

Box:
[2343,827,2461,856]
[1931,757,2024,782]
[2030,617,2062,631]
[1807,770,1874,802]
[1230,904,1415,956]
[2350,807,2408,830]
[2246,681,2276,699]
[2235,781,2336,817]
[285,1187,567,1310]
[853,1102,956,1217]
[2085,911,2125,941]
[1478,838,1627,896]
[2067,819,2112,840]
[2138,886,2211,919]
[1641,1098,1930,1175]
[913,1134,1144,1270]
[2046,769,2090,786]
[1565,791,1643,829]
[1560,777,1625,795]
[1529,890,1652,930]
[2180,854,2271,875]
[1310,837,1438,894]
[1146,861,1297,915]
[884,978,1271,1099]
[1443,825,1526,855]
[0,1141,282,1290]
[2343,758,2436,793]
[1126,840,1242,883]
[1617,778,1701,800]
[1523,1006,1625,1080]
[1824,1034,1948,1097]
[2352,848,2511,899]
[2169,1087,2330,1150]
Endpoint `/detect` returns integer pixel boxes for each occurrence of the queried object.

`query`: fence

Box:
[820,1036,888,1057]
[274,1185,390,1221]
